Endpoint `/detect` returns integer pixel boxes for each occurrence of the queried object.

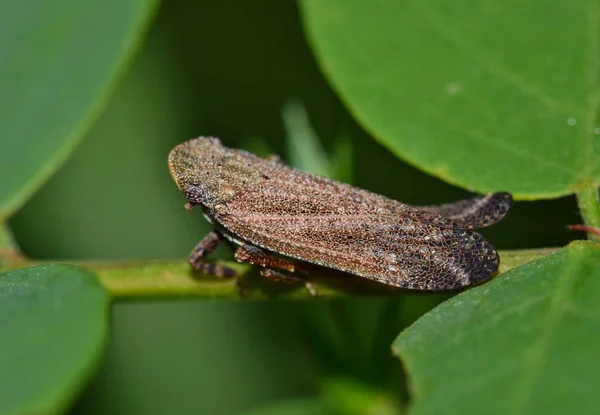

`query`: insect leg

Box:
[261,269,318,297]
[234,244,317,296]
[189,230,237,277]
[234,244,296,272]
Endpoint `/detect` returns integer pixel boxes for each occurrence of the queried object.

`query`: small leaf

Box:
[321,377,402,415]
[331,133,354,184]
[0,264,110,415]
[301,0,599,198]
[0,223,15,251]
[242,378,401,415]
[282,100,355,182]
[283,100,334,177]
[392,241,600,415]
[241,398,328,415]
[0,0,157,220]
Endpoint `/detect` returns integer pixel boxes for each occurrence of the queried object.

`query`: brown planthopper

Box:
[168,137,512,294]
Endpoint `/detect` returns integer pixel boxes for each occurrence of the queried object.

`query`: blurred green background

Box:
[7,1,581,414]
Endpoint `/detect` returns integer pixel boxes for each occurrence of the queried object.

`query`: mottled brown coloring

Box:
[169,137,512,291]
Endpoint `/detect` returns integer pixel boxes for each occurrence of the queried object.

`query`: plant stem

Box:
[576,183,600,240]
[0,248,556,301]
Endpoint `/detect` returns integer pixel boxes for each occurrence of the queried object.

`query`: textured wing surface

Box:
[417,192,513,229]
[218,179,499,290]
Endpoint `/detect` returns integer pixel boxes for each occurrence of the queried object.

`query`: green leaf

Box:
[330,133,354,184]
[321,377,402,415]
[301,0,599,199]
[392,241,600,415]
[241,398,328,415]
[241,378,402,415]
[0,264,110,415]
[0,0,157,220]
[283,100,334,178]
[282,100,354,182]
[0,223,14,251]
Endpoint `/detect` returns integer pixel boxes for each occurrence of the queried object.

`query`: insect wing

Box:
[219,182,499,290]
[416,192,513,229]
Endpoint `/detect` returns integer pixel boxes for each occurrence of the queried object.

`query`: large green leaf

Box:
[0,264,110,415]
[301,0,598,199]
[0,0,157,220]
[392,241,600,415]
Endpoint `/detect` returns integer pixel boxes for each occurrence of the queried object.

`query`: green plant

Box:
[1,1,597,414]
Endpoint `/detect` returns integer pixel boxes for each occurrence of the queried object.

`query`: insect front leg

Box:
[234,244,318,296]
[189,230,237,277]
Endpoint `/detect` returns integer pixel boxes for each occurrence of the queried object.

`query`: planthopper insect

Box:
[168,137,512,293]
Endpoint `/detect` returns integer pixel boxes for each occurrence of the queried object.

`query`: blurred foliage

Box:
[0,0,158,220]
[1,0,588,414]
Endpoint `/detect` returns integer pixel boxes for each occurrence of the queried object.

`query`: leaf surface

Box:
[0,0,157,220]
[301,0,600,198]
[393,241,600,415]
[0,264,110,414]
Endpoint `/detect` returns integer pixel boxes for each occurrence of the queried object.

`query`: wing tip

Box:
[397,230,500,291]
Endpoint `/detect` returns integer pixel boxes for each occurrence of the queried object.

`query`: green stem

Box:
[0,248,556,302]
[576,183,600,240]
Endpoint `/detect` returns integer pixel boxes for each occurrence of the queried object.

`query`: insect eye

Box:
[184,185,208,205]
